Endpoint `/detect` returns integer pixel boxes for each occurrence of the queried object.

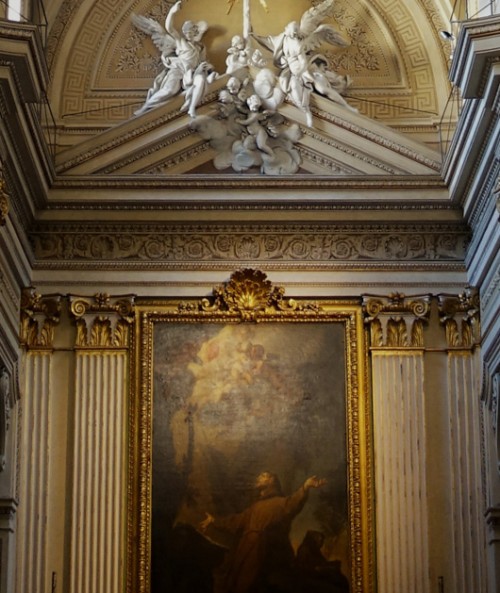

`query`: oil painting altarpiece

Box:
[129,270,373,593]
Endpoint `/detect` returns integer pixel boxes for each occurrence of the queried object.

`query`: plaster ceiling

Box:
[42,0,456,176]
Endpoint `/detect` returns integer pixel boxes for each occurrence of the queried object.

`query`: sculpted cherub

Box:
[236,94,278,158]
[132,0,216,117]
[252,0,352,126]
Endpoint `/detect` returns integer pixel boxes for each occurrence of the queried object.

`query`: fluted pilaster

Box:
[68,294,134,593]
[438,289,487,593]
[363,293,431,593]
[16,289,61,593]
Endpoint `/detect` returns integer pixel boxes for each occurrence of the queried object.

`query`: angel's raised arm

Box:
[165,0,183,39]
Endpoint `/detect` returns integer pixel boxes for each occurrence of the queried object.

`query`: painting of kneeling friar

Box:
[151,322,351,593]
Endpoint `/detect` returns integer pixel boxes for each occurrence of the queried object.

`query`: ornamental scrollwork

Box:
[437,287,480,348]
[20,288,62,349]
[178,268,319,321]
[30,226,469,263]
[362,292,431,348]
[69,293,136,348]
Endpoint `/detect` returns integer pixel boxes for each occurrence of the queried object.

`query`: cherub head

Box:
[219,89,232,104]
[226,77,242,95]
[247,94,262,112]
[231,35,245,50]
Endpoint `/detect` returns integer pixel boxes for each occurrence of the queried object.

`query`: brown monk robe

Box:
[200,472,326,593]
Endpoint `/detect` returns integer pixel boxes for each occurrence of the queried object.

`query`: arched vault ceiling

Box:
[46,0,453,157]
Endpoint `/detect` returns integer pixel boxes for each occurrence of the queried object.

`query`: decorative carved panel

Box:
[30,223,469,266]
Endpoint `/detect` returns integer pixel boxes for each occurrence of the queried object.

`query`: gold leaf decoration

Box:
[362,292,431,348]
[191,269,319,321]
[20,288,62,349]
[438,287,480,348]
[69,294,135,348]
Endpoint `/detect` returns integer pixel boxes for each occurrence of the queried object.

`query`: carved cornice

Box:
[362,292,431,347]
[19,288,62,349]
[69,293,135,348]
[178,268,319,322]
[0,163,9,226]
[49,174,447,192]
[31,223,469,264]
[437,287,480,349]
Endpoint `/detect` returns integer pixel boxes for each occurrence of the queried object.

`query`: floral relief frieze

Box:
[30,225,469,263]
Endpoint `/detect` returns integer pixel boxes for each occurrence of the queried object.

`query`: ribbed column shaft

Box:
[16,352,52,593]
[447,351,487,593]
[371,352,430,593]
[69,352,126,593]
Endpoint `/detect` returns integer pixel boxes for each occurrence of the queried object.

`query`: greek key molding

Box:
[362,292,431,347]
[437,287,481,349]
[31,224,469,264]
[20,288,62,349]
[69,293,135,348]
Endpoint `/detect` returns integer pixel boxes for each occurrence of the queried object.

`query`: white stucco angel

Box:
[132,0,217,117]
[252,0,352,126]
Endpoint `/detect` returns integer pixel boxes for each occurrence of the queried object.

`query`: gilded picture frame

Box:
[128,269,374,593]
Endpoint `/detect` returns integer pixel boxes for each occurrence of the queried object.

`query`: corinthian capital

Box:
[69,293,135,348]
[20,288,62,349]
[362,292,431,348]
[437,287,480,348]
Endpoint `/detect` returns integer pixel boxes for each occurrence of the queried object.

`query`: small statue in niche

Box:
[252,0,353,126]
[132,0,217,117]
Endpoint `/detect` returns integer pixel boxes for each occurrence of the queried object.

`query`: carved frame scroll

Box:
[128,269,374,593]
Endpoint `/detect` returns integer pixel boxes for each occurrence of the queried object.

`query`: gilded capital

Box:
[20,288,62,349]
[69,293,135,348]
[362,292,431,348]
[437,287,480,348]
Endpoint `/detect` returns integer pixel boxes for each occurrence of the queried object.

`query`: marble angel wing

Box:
[299,0,349,51]
[299,0,335,36]
[131,13,176,56]
[307,23,350,49]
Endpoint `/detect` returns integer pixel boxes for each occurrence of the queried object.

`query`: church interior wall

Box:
[1,1,500,592]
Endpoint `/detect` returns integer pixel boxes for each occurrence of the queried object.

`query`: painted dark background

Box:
[151,322,348,591]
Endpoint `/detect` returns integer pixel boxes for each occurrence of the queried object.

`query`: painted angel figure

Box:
[132,0,216,117]
[252,0,352,126]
